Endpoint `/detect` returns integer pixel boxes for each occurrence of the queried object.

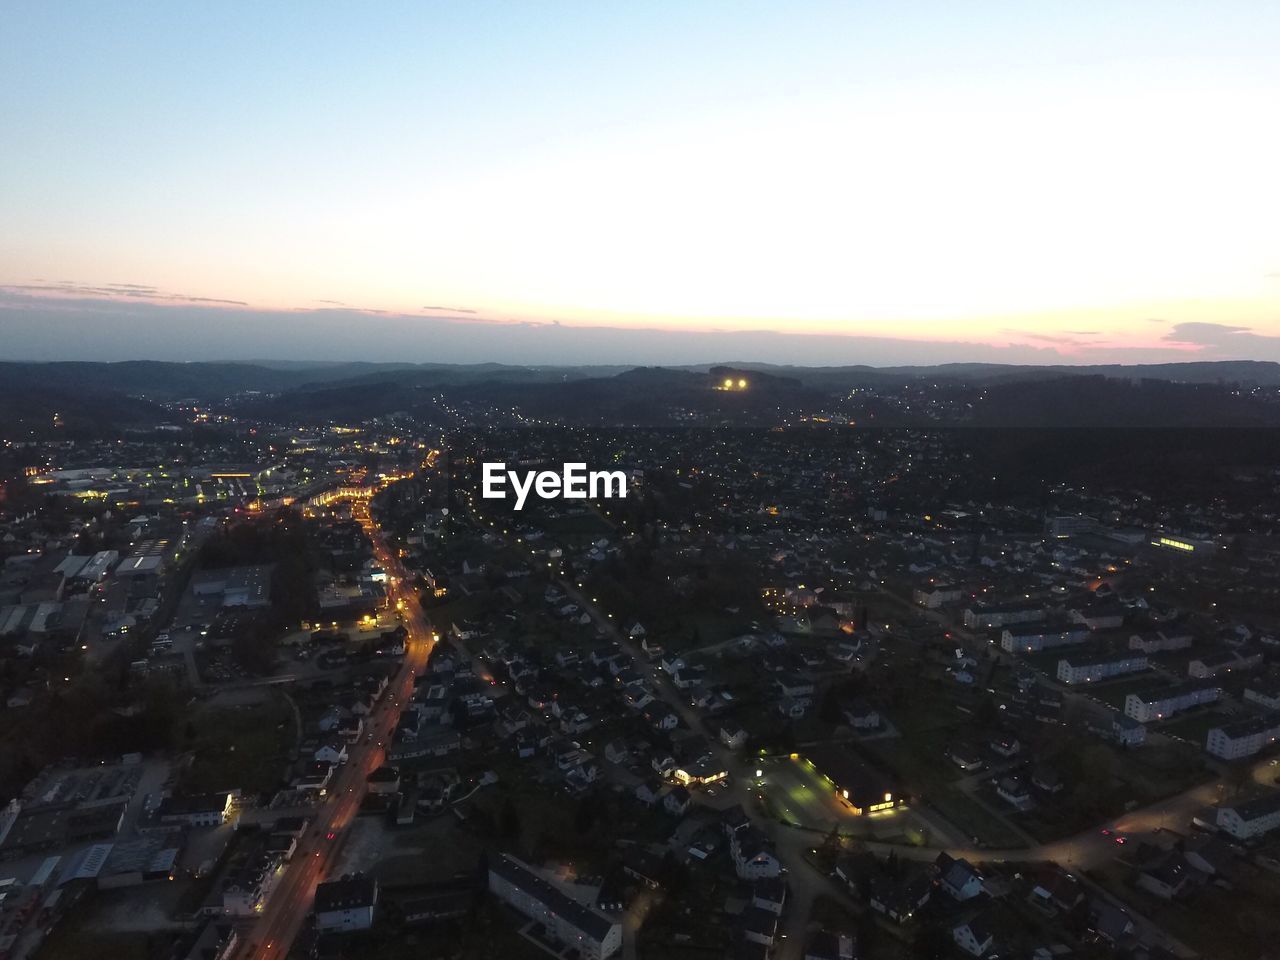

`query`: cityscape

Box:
[1,364,1280,960]
[3,4,1280,960]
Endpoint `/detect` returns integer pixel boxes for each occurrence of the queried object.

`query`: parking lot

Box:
[756,755,936,842]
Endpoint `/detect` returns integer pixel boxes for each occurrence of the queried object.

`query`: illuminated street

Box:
[235,491,436,960]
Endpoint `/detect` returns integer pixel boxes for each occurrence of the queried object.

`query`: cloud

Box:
[1161,322,1280,360]
[4,280,247,306]
[1162,322,1253,345]
[1001,329,1102,347]
[2,282,1275,366]
[422,305,478,314]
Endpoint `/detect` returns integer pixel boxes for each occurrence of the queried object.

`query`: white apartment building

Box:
[1205,716,1280,760]
[488,855,622,960]
[1124,683,1220,723]
[1057,653,1148,685]
[1001,621,1089,653]
[1215,793,1280,841]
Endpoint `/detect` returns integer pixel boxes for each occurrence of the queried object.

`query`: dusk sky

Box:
[3,1,1279,366]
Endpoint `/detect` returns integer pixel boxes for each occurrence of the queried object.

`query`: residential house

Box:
[635,780,662,807]
[936,853,984,901]
[804,931,856,960]
[842,699,881,731]
[732,828,782,880]
[1088,899,1135,945]
[366,766,401,796]
[742,906,778,947]
[952,913,995,957]
[996,776,1032,810]
[1215,792,1280,841]
[663,786,691,817]
[719,724,748,750]
[949,743,985,771]
[315,874,379,932]
[989,734,1021,758]
[753,878,787,916]
[1135,851,1195,900]
[868,870,932,923]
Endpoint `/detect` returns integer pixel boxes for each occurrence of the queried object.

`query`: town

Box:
[1,377,1279,960]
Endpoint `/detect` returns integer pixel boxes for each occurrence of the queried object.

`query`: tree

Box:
[820,822,843,864]
[574,794,600,835]
[500,797,521,842]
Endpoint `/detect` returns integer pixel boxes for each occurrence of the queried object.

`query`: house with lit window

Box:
[732,827,782,879]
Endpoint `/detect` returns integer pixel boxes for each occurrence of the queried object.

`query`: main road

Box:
[236,502,436,960]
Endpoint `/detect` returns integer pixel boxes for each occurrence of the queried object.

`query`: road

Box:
[236,503,435,960]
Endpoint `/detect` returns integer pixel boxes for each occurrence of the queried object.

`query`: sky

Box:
[2,1,1279,366]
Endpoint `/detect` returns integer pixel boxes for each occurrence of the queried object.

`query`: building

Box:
[74,551,119,584]
[1244,680,1280,711]
[868,870,932,923]
[1049,515,1099,538]
[673,756,728,786]
[914,583,965,608]
[222,852,283,916]
[952,913,995,957]
[488,854,622,959]
[365,766,401,795]
[804,931,856,960]
[936,853,983,901]
[803,746,900,816]
[1188,649,1264,679]
[1000,621,1089,653]
[1057,653,1148,685]
[732,828,782,880]
[1150,533,1212,554]
[742,906,779,947]
[997,776,1032,810]
[842,699,881,731]
[1205,717,1280,761]
[1135,851,1194,900]
[1110,711,1147,746]
[156,792,235,828]
[1124,682,1220,723]
[963,601,1044,630]
[1215,792,1280,841]
[192,565,274,609]
[948,743,985,771]
[1129,626,1194,654]
[315,874,378,931]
